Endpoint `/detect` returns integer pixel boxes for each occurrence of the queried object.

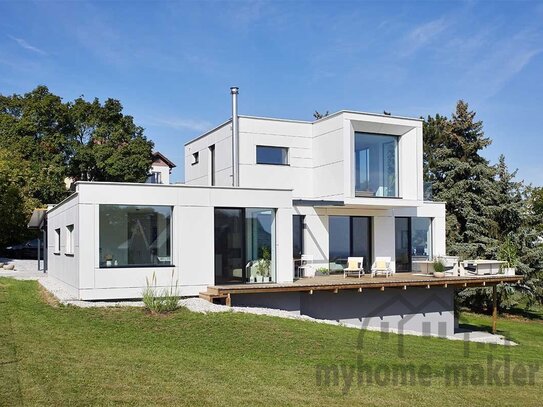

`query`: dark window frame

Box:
[292,215,305,259]
[209,145,215,186]
[192,152,199,165]
[98,204,173,269]
[328,216,373,272]
[256,145,289,166]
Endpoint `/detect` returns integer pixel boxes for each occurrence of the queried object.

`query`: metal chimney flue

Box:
[231,86,240,187]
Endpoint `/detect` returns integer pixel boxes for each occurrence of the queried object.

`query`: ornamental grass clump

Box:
[142,271,180,314]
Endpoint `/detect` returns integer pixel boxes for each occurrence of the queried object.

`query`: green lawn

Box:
[1,278,542,406]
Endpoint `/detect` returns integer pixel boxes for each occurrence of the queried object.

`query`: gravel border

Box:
[36,276,516,345]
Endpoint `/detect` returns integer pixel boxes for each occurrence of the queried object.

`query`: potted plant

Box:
[498,238,518,276]
[105,254,113,267]
[256,246,272,282]
[433,259,446,278]
[315,267,330,276]
[256,270,264,283]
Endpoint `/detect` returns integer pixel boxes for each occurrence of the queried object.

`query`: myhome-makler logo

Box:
[315,293,539,394]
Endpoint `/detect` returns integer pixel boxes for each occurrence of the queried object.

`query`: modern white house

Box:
[46,88,517,336]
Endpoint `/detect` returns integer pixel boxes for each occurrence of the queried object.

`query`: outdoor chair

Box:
[371,257,393,277]
[297,254,315,278]
[344,257,364,278]
[438,256,460,276]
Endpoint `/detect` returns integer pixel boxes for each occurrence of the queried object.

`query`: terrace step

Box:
[199,291,227,304]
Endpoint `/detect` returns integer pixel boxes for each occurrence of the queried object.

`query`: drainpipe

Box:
[231,86,239,187]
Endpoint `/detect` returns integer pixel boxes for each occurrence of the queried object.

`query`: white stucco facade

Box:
[184,111,446,273]
[48,182,293,300]
[47,109,446,300]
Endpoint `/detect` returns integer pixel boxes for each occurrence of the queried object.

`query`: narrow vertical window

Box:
[209,145,215,186]
[65,225,74,255]
[54,228,61,254]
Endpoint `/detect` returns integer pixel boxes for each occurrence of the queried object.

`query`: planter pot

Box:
[433,271,445,278]
[263,276,271,282]
[315,271,329,277]
[256,276,264,283]
[249,276,256,283]
[106,260,112,267]
[502,267,516,276]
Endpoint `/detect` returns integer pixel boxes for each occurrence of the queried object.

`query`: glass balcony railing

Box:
[424,182,433,201]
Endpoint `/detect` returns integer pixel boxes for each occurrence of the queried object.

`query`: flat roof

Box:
[185,109,422,146]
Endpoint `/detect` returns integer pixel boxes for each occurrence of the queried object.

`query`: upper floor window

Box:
[256,146,288,165]
[192,152,199,165]
[355,132,398,197]
[146,172,162,184]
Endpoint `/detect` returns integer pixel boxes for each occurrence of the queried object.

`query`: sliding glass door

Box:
[395,218,411,272]
[214,209,245,284]
[329,216,372,273]
[395,217,433,272]
[214,208,275,284]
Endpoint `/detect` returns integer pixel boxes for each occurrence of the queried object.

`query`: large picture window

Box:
[99,205,172,267]
[355,132,398,197]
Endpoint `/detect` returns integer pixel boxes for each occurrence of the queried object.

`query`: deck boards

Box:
[202,273,522,297]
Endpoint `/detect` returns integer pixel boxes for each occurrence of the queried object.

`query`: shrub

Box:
[316,267,330,275]
[433,259,445,273]
[142,271,179,314]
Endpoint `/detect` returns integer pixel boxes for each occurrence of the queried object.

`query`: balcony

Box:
[424,182,433,201]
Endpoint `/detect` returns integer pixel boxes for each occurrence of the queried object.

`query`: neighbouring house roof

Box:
[152,151,176,168]
[27,209,47,229]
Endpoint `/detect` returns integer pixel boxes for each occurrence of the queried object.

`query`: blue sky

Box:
[1,0,542,184]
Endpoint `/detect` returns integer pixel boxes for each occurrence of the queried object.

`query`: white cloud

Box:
[400,18,449,57]
[461,28,543,99]
[8,35,47,55]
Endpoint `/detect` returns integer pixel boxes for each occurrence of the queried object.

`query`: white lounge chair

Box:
[344,257,364,278]
[371,257,393,277]
[298,254,315,277]
[462,260,505,276]
[438,256,460,276]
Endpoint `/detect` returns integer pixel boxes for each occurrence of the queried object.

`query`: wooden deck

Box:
[200,273,522,305]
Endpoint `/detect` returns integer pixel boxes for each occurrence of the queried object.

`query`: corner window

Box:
[54,228,61,254]
[99,205,172,268]
[192,152,199,165]
[355,132,398,197]
[256,146,288,165]
[65,225,74,255]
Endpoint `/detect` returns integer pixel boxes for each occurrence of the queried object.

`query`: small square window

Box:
[256,146,288,165]
[54,228,61,254]
[192,152,199,165]
[66,225,74,255]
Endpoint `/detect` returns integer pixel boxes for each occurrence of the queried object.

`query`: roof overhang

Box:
[342,197,422,209]
[27,209,47,229]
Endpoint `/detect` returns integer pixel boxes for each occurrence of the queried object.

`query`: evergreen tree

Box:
[424,100,498,259]
[425,103,543,310]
